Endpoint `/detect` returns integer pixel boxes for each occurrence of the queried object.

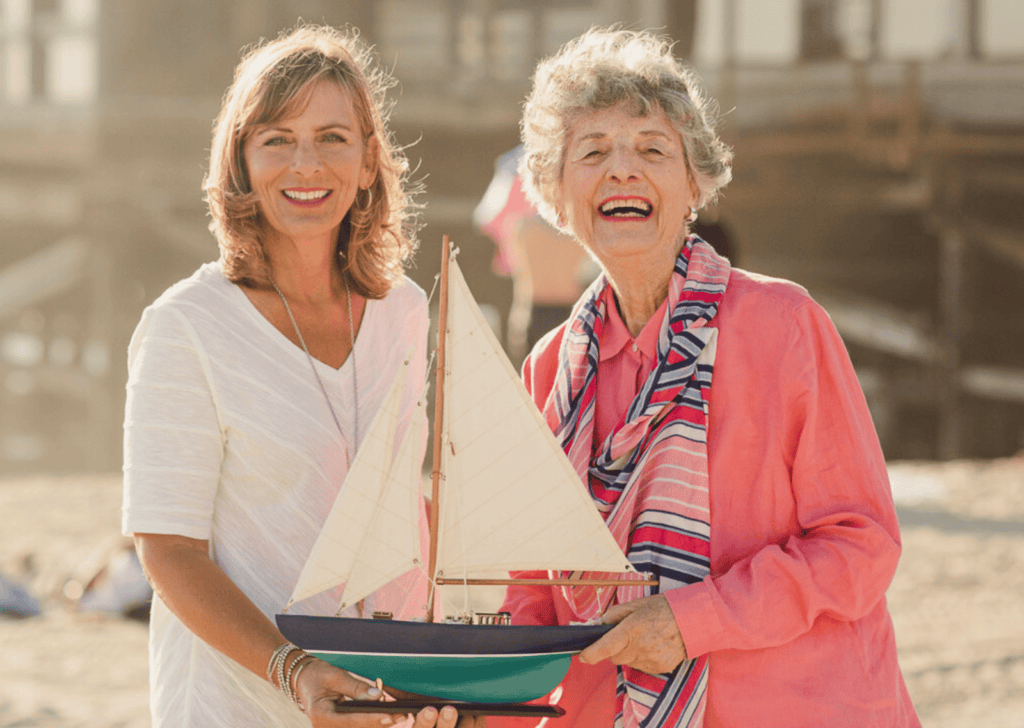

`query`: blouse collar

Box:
[597,284,668,363]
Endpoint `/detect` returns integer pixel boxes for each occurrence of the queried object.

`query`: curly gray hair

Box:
[520,27,732,227]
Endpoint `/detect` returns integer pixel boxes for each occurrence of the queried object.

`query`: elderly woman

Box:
[495,28,921,728]
[122,26,481,728]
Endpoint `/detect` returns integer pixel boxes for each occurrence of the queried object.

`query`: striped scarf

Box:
[543,237,730,728]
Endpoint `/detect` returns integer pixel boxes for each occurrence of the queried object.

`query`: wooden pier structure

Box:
[1,0,1022,471]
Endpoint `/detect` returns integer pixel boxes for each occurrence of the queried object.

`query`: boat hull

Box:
[312,650,572,703]
[276,614,612,703]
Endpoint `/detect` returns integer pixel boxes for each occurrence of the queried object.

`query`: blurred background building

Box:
[1,0,1022,474]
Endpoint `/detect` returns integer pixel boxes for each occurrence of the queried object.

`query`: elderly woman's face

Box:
[244,79,376,250]
[558,102,696,268]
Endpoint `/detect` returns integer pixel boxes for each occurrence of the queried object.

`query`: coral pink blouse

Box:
[493,268,920,727]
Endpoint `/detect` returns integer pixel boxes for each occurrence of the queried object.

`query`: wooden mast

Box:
[425,236,451,622]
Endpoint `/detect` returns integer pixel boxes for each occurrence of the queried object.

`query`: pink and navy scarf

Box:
[542,237,730,728]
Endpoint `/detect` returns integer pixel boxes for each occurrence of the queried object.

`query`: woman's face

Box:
[244,79,376,251]
[557,101,696,270]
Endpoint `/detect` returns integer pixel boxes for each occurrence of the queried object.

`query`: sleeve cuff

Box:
[122,513,212,541]
[664,576,728,659]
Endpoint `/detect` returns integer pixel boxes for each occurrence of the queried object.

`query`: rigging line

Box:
[422,564,440,620]
[420,264,442,396]
[425,270,441,306]
[421,244,459,389]
[422,349,437,399]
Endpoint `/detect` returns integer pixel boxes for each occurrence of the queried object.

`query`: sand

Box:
[1,459,1023,727]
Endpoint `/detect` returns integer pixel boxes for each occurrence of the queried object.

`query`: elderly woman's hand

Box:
[578,594,687,675]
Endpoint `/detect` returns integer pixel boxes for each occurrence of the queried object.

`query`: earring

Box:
[363,187,374,208]
[687,206,698,224]
[556,212,567,228]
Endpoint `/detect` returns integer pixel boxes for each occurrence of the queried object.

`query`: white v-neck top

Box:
[122,262,429,727]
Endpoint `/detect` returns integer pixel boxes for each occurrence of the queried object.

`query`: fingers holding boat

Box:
[300,657,382,702]
[578,595,686,675]
[411,705,485,728]
[410,705,442,727]
[577,601,636,665]
[297,659,396,727]
[385,700,483,728]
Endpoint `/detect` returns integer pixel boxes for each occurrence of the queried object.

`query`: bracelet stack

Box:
[267,641,315,711]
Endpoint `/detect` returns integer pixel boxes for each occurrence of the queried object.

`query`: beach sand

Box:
[2,459,1023,727]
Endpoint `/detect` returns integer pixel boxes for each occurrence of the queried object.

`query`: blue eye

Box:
[263,136,289,147]
[322,132,346,143]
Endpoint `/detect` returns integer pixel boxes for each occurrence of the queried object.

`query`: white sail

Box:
[337,406,425,611]
[436,260,636,579]
[286,357,423,610]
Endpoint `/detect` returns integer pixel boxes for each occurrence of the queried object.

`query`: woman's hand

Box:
[406,707,486,728]
[296,660,485,727]
[384,687,487,728]
[295,658,387,726]
[578,594,687,675]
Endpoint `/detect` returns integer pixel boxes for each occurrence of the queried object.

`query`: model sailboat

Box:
[276,237,653,709]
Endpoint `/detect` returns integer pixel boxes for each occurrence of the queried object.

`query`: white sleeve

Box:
[122,304,224,539]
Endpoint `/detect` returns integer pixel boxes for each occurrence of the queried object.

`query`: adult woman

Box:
[122,26,480,728]
[495,28,920,727]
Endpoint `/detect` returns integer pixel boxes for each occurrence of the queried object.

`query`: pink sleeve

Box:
[668,300,902,657]
[500,572,557,626]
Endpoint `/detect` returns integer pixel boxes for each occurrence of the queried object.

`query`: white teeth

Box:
[283,189,330,201]
[599,198,652,216]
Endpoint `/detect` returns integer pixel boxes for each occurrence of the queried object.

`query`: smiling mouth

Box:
[282,189,332,202]
[599,197,652,219]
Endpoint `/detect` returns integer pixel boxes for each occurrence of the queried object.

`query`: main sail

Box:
[435,259,635,580]
[286,357,425,612]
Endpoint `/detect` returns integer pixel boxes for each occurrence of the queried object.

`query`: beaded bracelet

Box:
[267,642,297,684]
[268,642,306,699]
[279,648,304,701]
[267,642,322,710]
[277,648,291,698]
[282,650,310,703]
[289,656,315,712]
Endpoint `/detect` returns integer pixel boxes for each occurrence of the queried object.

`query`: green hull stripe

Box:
[311,651,572,703]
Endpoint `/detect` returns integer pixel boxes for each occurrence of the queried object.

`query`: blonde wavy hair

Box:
[520,27,733,227]
[204,24,419,299]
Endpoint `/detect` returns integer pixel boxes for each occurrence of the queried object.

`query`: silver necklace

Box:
[272,278,358,468]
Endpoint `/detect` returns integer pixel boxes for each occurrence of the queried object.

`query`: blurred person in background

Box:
[494,27,920,728]
[474,146,598,365]
[122,25,481,728]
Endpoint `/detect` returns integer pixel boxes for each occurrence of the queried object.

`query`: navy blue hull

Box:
[276,614,611,655]
[275,615,613,703]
